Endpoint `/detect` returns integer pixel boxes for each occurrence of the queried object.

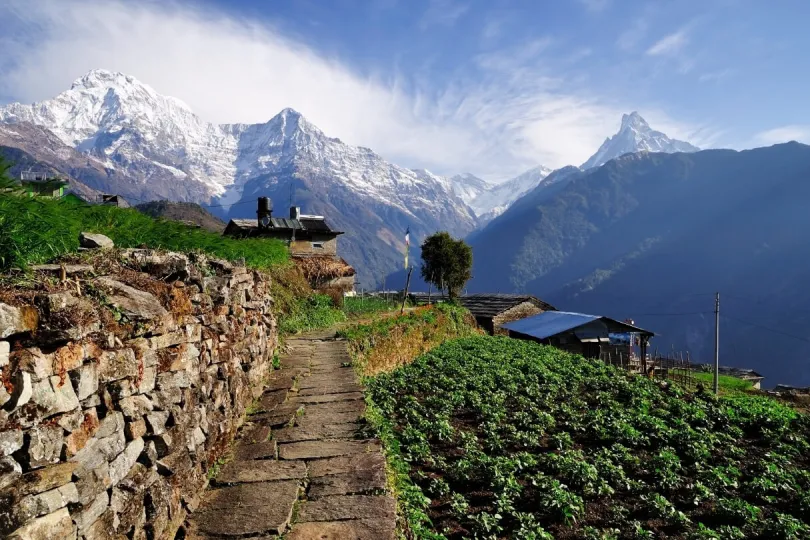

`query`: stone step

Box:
[214,460,306,484]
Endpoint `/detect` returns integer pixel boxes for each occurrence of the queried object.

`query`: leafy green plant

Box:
[362,335,810,539]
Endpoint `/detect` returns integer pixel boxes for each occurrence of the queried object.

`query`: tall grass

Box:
[0,193,287,270]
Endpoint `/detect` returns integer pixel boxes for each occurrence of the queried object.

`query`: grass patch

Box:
[278,294,347,336]
[365,336,810,539]
[339,303,478,376]
[0,193,287,271]
[692,371,756,393]
[342,295,403,317]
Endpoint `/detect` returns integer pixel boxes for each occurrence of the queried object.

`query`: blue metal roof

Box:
[502,311,600,340]
[501,311,654,341]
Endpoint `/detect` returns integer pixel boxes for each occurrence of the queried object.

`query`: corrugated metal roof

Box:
[225,217,342,235]
[502,311,655,341]
[502,311,600,340]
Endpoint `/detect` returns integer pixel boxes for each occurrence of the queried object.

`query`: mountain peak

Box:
[620,111,649,131]
[582,112,699,169]
[71,69,138,90]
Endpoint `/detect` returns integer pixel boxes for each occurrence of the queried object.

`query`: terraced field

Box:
[366,336,810,539]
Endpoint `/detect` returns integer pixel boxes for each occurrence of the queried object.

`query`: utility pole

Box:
[714,292,720,395]
[401,266,413,315]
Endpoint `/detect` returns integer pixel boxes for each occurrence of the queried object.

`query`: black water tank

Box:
[257,197,271,215]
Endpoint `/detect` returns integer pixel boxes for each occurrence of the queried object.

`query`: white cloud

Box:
[0,0,705,181]
[698,69,732,83]
[419,0,469,30]
[647,29,689,56]
[754,125,810,146]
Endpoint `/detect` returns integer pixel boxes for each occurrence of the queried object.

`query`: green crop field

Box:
[366,336,810,539]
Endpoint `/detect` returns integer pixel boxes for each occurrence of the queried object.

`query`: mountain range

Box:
[468,143,810,387]
[0,70,479,286]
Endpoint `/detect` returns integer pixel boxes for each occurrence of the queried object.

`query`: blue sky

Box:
[0,0,808,180]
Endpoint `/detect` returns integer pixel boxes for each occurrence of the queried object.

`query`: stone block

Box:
[79,232,114,249]
[0,455,22,490]
[97,348,138,383]
[11,462,78,497]
[126,419,148,441]
[118,395,154,420]
[65,409,99,457]
[0,340,9,367]
[73,490,109,533]
[95,411,125,438]
[145,411,170,435]
[0,428,24,456]
[17,348,53,380]
[0,302,38,339]
[55,409,84,432]
[30,375,80,417]
[157,371,191,390]
[137,365,156,394]
[110,438,144,486]
[51,342,84,374]
[16,482,79,522]
[6,507,76,540]
[156,449,191,477]
[94,277,168,321]
[23,424,64,469]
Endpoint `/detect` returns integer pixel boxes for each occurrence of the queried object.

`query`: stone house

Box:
[223,198,355,293]
[458,293,557,335]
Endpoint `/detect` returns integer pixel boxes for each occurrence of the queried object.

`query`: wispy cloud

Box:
[578,0,610,13]
[646,29,689,56]
[419,0,469,30]
[0,0,708,180]
[698,69,732,83]
[754,125,810,146]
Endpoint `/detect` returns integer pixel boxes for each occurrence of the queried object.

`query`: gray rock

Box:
[6,507,76,540]
[73,490,109,532]
[109,438,144,486]
[16,482,79,521]
[24,425,64,468]
[95,411,125,439]
[93,277,168,321]
[30,375,80,417]
[137,365,157,394]
[118,395,154,419]
[97,348,139,383]
[1,428,24,456]
[0,385,9,408]
[145,411,170,435]
[69,363,98,401]
[17,348,52,380]
[79,232,114,249]
[0,340,9,368]
[0,455,22,490]
[0,302,38,339]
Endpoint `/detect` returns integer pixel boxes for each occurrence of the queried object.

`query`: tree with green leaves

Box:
[0,156,15,190]
[420,231,473,300]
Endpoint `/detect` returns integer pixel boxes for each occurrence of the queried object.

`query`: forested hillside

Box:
[469,143,810,387]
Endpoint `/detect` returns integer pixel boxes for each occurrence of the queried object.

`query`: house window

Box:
[312,242,324,249]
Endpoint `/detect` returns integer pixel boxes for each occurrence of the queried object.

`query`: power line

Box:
[722,314,810,344]
[634,311,712,317]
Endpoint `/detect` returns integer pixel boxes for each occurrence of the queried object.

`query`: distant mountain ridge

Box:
[468,142,810,387]
[0,69,476,286]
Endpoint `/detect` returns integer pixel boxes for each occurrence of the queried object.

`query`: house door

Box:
[583,342,601,359]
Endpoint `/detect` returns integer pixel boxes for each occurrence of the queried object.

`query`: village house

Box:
[17,171,68,198]
[458,293,557,334]
[223,197,356,293]
[502,310,655,364]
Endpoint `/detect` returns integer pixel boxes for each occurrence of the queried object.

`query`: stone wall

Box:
[0,247,278,539]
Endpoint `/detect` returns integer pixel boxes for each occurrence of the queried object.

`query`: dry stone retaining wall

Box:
[0,247,278,539]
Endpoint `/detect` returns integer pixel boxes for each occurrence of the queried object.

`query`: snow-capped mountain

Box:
[467,165,553,224]
[448,173,492,205]
[0,69,476,286]
[582,112,699,170]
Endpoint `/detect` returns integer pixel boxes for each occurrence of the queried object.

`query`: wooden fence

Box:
[600,349,699,389]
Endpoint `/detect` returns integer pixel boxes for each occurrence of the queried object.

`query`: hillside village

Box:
[2,54,810,540]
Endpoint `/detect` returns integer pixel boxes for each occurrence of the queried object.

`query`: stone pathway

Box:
[185,329,396,539]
